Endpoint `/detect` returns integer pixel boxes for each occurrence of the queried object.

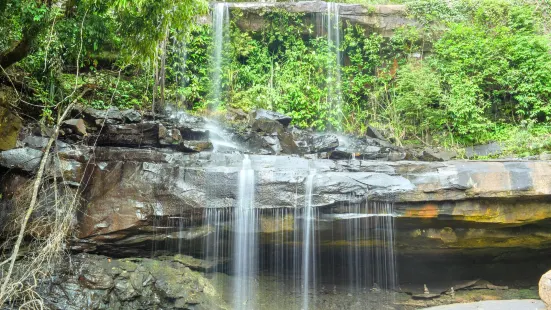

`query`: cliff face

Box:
[213,2,417,37]
[1,107,550,262]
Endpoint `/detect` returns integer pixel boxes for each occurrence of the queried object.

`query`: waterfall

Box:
[326,3,342,123]
[302,169,317,310]
[233,155,259,310]
[211,3,229,108]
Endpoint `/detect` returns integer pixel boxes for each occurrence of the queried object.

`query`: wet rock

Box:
[312,134,339,152]
[539,270,551,307]
[366,125,386,141]
[63,119,87,136]
[250,109,292,127]
[122,109,142,123]
[0,148,43,172]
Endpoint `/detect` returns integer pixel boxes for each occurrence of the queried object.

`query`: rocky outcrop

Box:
[38,253,226,310]
[225,2,416,37]
[2,107,551,260]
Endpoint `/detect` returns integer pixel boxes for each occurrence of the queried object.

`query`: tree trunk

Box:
[0,25,40,69]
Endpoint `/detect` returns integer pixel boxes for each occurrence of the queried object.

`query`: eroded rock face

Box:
[38,253,226,310]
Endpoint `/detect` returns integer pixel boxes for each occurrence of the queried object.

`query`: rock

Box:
[180,127,210,140]
[312,134,339,152]
[230,3,414,38]
[539,270,551,307]
[63,119,87,135]
[95,123,160,147]
[122,109,142,123]
[83,106,123,124]
[366,125,386,141]
[250,109,292,127]
[0,148,43,172]
[226,107,248,122]
[179,141,213,152]
[35,253,227,310]
[465,142,502,158]
[539,153,551,160]
[22,136,69,150]
[251,118,285,135]
[418,148,456,161]
[279,132,299,154]
[0,103,22,151]
[159,125,182,147]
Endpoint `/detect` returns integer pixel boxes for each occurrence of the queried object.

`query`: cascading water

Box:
[233,155,259,309]
[302,168,317,310]
[326,3,342,122]
[211,3,229,107]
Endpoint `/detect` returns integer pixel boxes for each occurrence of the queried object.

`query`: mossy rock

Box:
[0,88,21,151]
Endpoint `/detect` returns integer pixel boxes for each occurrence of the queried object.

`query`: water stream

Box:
[302,168,317,310]
[233,155,259,309]
[212,3,229,107]
[326,3,343,121]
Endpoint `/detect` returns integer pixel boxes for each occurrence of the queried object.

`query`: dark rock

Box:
[63,119,87,136]
[250,109,292,127]
[366,125,386,141]
[0,148,43,172]
[312,134,339,152]
[251,118,285,135]
[465,142,503,158]
[95,123,159,147]
[122,109,142,123]
[180,127,210,140]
